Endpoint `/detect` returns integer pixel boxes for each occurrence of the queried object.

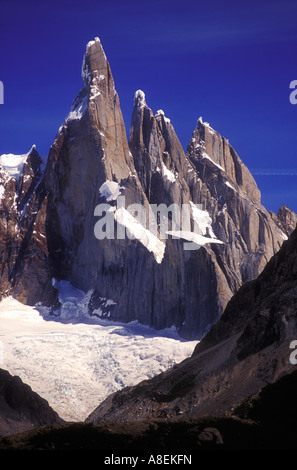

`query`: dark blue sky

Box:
[0,0,296,213]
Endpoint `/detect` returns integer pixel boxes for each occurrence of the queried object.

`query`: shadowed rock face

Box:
[0,37,295,339]
[0,146,54,305]
[86,226,297,423]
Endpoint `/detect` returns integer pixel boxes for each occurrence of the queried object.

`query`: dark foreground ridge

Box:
[0,368,297,450]
[0,368,63,437]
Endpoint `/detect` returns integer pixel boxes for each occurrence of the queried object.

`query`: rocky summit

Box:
[0,37,295,340]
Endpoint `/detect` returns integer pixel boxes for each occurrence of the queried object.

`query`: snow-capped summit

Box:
[155,109,171,124]
[134,89,146,107]
[85,36,101,51]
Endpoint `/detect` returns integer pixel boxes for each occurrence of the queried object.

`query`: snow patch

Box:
[115,207,165,263]
[134,90,146,107]
[190,202,217,238]
[92,297,116,318]
[0,145,36,182]
[156,109,171,124]
[198,116,215,134]
[67,93,88,121]
[89,74,106,100]
[166,230,224,247]
[99,180,124,201]
[280,231,288,241]
[202,152,225,172]
[167,203,223,247]
[89,87,101,100]
[50,279,116,322]
[86,36,101,51]
[225,181,238,193]
[161,162,176,183]
[51,279,92,321]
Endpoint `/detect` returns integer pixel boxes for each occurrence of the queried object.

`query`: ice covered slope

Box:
[0,294,196,422]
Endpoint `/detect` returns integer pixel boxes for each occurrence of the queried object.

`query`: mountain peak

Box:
[85,36,102,51]
[188,116,261,204]
[155,109,171,125]
[197,116,214,131]
[81,36,113,94]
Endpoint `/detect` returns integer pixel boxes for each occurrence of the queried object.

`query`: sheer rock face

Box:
[0,37,296,339]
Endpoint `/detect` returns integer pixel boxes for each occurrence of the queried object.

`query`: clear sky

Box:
[0,0,296,213]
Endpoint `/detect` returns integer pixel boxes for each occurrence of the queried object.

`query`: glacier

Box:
[0,290,197,422]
